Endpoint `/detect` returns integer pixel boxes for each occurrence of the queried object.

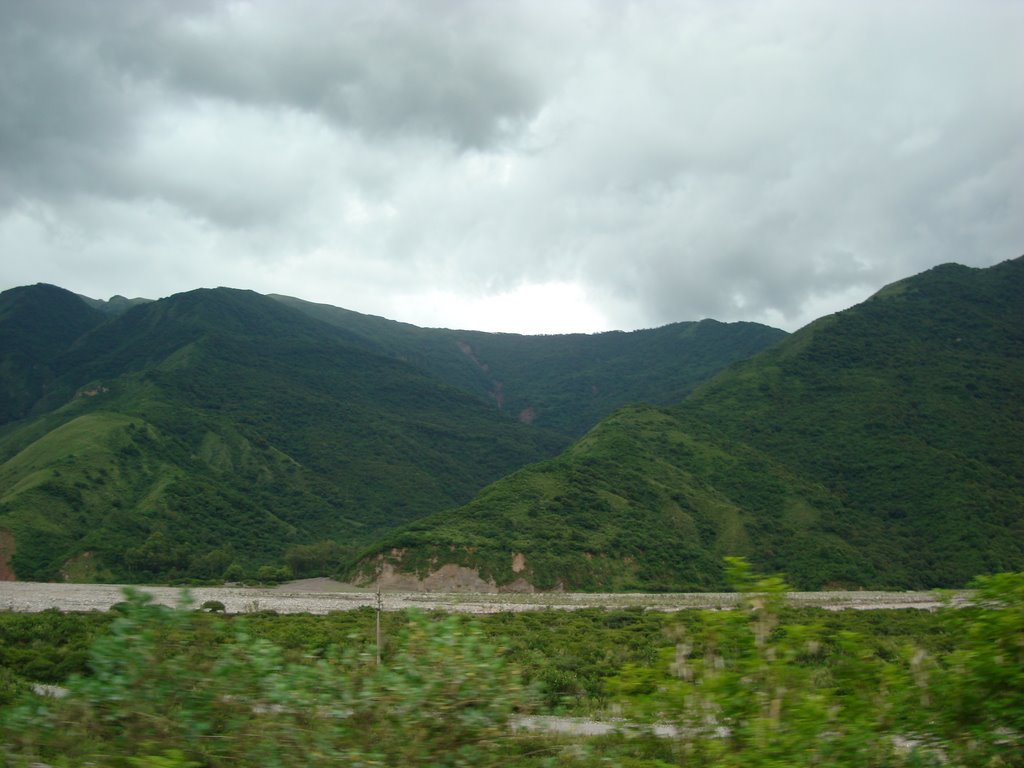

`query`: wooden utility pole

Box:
[375,587,383,666]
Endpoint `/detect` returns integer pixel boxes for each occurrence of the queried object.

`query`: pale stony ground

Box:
[0,578,966,614]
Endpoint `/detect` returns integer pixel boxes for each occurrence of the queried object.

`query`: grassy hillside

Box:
[673,257,1024,586]
[274,295,786,437]
[0,408,307,581]
[358,404,863,591]
[353,257,1024,590]
[2,281,781,583]
[0,288,567,581]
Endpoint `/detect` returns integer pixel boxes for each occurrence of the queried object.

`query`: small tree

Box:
[255,565,290,584]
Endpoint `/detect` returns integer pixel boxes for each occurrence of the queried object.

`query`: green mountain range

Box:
[273,294,785,438]
[353,257,1024,591]
[0,284,781,582]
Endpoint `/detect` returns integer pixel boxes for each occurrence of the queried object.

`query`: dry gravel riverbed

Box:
[0,578,964,614]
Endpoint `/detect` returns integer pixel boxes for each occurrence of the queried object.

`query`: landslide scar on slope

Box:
[363,559,537,593]
[512,552,527,573]
[456,340,506,409]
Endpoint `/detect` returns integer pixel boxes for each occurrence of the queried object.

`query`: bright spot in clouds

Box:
[399,282,611,335]
[0,0,1021,334]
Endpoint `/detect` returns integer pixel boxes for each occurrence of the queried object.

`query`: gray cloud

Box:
[125,2,550,148]
[1,0,1021,332]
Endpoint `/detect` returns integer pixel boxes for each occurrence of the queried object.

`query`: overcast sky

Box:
[1,1,1021,334]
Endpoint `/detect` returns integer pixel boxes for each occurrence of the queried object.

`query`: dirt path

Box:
[0,580,963,614]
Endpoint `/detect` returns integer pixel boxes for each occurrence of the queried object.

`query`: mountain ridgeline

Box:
[272,295,785,437]
[0,284,782,582]
[354,257,1024,591]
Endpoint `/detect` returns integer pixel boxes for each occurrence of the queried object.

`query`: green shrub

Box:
[603,561,1024,767]
[255,564,291,583]
[899,571,1024,766]
[3,568,1023,766]
[0,589,534,767]
[0,667,26,707]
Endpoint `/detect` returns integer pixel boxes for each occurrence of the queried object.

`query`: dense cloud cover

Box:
[1,0,1021,333]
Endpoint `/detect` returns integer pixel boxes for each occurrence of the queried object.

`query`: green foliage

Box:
[0,666,27,707]
[0,287,579,581]
[284,540,344,578]
[364,257,1024,590]
[671,257,1024,588]
[276,295,786,438]
[0,282,780,584]
[351,404,860,590]
[0,283,106,424]
[6,259,1024,597]
[474,607,670,710]
[2,567,1022,766]
[658,562,897,765]
[255,565,291,584]
[895,571,1024,765]
[602,561,1024,767]
[1,590,535,767]
[0,608,108,685]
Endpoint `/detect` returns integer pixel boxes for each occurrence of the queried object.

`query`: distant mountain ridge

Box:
[273,293,786,437]
[352,257,1024,591]
[0,284,107,424]
[77,293,153,315]
[0,283,782,582]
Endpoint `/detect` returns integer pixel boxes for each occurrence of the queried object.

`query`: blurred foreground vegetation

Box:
[1,564,1021,766]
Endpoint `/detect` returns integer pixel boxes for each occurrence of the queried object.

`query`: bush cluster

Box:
[1,564,1021,766]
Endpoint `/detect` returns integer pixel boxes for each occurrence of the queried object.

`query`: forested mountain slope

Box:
[0,284,780,582]
[0,287,564,581]
[0,284,107,424]
[274,295,786,437]
[353,257,1024,591]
